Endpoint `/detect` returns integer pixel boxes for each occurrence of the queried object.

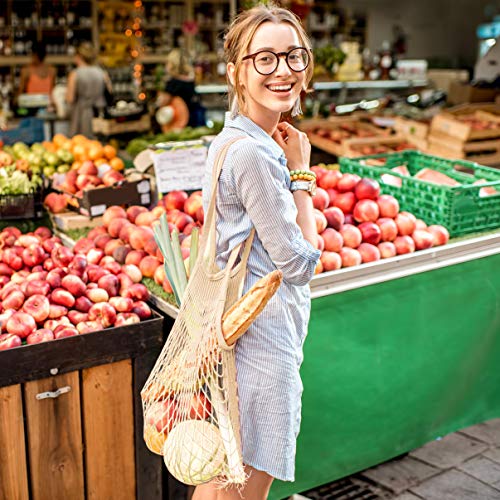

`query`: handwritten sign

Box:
[152,145,207,193]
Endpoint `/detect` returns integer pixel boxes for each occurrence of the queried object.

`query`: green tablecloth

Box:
[270,252,500,499]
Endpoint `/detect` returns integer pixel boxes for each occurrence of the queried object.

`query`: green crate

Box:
[339,150,500,236]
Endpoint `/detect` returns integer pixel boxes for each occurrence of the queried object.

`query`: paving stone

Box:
[458,456,500,488]
[409,432,488,468]
[410,469,500,500]
[483,447,500,465]
[391,494,423,500]
[360,456,438,494]
[459,419,500,447]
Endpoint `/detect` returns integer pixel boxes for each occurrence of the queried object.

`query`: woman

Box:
[66,42,112,137]
[196,4,320,500]
[19,42,56,96]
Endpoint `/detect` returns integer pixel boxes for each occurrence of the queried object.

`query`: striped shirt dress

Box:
[202,113,321,482]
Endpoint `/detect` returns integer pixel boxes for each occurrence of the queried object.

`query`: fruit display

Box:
[0,166,42,196]
[310,166,450,273]
[343,136,417,157]
[0,226,153,351]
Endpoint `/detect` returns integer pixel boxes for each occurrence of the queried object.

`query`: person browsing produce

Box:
[194,4,320,500]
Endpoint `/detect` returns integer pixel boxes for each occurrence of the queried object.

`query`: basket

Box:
[0,190,43,220]
[339,150,500,236]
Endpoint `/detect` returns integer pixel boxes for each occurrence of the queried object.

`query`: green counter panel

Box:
[270,253,500,500]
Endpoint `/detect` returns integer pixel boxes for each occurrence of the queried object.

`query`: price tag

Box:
[153,146,207,193]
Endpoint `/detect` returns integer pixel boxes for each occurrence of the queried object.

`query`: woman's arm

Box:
[292,190,317,248]
[66,70,76,104]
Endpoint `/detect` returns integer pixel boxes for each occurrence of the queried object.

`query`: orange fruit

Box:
[88,146,103,161]
[71,161,82,170]
[94,158,107,166]
[103,144,117,160]
[72,134,87,144]
[72,144,87,161]
[110,157,124,171]
[52,133,67,147]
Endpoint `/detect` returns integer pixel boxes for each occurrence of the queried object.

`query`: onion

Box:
[163,420,225,485]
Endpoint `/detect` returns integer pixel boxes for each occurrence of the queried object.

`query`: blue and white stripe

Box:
[202,112,320,482]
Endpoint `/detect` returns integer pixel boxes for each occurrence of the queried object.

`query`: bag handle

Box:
[203,138,255,269]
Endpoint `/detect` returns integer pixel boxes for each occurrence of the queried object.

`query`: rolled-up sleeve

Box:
[230,141,320,286]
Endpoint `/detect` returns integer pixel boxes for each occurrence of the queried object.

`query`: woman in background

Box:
[19,42,56,97]
[66,42,112,137]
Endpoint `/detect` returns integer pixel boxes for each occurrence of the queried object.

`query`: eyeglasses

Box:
[242,47,310,75]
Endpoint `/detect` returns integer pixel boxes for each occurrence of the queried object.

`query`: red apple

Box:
[27,328,54,344]
[353,199,380,223]
[0,333,22,350]
[22,294,50,323]
[358,221,382,245]
[320,251,342,272]
[164,190,188,211]
[339,224,362,249]
[354,178,380,200]
[51,288,75,308]
[88,302,117,328]
[427,225,449,246]
[61,275,86,297]
[6,311,36,338]
[323,206,344,231]
[377,218,398,242]
[378,241,397,259]
[337,173,361,193]
[358,243,381,263]
[333,192,356,214]
[132,301,152,320]
[394,235,415,255]
[412,230,434,251]
[98,274,120,297]
[395,213,417,236]
[314,209,328,234]
[377,195,400,218]
[339,247,362,268]
[86,288,109,303]
[321,228,343,253]
[312,187,330,211]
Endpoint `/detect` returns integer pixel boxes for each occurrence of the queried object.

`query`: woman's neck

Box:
[246,108,280,135]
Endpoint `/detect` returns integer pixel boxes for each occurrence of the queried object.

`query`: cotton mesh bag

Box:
[141,138,282,486]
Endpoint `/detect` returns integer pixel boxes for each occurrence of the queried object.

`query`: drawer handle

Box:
[36,386,71,400]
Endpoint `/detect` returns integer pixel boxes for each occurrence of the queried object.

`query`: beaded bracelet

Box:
[289,169,316,182]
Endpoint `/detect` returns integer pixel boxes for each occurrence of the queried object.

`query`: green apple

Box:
[43,165,55,177]
[43,151,59,167]
[57,149,74,164]
[57,164,71,173]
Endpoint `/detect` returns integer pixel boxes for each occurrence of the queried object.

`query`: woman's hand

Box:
[272,122,311,172]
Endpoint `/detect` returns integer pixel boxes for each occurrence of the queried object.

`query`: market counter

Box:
[151,232,500,500]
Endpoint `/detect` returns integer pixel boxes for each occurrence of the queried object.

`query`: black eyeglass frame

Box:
[241,47,311,75]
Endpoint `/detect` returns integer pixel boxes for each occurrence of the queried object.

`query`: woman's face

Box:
[239,22,306,121]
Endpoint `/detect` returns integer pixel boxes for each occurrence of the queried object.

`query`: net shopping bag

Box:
[141,137,282,486]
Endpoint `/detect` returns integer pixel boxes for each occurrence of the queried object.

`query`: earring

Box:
[291,98,302,117]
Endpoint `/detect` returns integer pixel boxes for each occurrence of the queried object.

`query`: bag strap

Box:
[203,137,255,268]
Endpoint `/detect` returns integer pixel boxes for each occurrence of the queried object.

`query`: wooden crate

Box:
[393,116,429,139]
[50,212,104,231]
[0,314,165,500]
[92,114,151,136]
[298,117,390,156]
[342,134,418,158]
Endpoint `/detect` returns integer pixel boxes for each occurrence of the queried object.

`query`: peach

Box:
[164,190,188,211]
[126,205,148,223]
[109,296,134,312]
[102,206,127,228]
[88,302,117,328]
[108,218,130,238]
[129,227,154,251]
[135,212,159,227]
[86,288,109,303]
[314,209,327,234]
[115,312,141,326]
[27,328,54,344]
[88,226,107,240]
[154,265,166,286]
[184,193,203,219]
[143,239,159,256]
[378,241,397,259]
[139,256,161,279]
[6,312,36,338]
[48,304,68,319]
[122,264,143,283]
[104,238,124,257]
[339,247,362,268]
[358,243,381,263]
[132,301,152,320]
[125,249,147,266]
[76,320,103,334]
[74,237,95,254]
[61,275,86,297]
[112,245,131,264]
[321,228,343,253]
[94,234,113,250]
[119,223,136,243]
[320,251,342,272]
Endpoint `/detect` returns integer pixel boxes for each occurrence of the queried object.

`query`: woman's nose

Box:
[274,55,292,76]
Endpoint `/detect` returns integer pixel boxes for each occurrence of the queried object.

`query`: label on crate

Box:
[153,146,207,193]
[141,193,151,205]
[91,204,106,217]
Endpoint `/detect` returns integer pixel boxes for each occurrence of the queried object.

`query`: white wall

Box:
[337,0,499,67]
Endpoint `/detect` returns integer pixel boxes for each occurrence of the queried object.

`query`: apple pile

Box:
[308,123,381,143]
[0,226,152,351]
[44,161,126,214]
[74,191,203,295]
[310,167,450,273]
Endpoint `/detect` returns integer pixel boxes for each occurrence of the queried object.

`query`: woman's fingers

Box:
[272,128,287,147]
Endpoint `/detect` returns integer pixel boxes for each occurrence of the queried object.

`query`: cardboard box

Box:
[447,82,499,106]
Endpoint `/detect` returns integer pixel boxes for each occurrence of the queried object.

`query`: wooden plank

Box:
[0,384,29,500]
[134,348,164,500]
[0,314,163,388]
[83,360,136,500]
[24,371,84,500]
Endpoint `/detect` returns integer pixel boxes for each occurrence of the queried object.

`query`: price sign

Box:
[152,145,207,193]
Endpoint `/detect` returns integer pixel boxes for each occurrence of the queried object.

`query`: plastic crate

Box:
[0,190,43,220]
[339,150,500,236]
[0,118,45,146]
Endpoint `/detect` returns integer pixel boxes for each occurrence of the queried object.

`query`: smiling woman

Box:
[193,3,321,500]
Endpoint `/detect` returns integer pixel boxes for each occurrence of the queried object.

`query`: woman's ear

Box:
[226,62,236,86]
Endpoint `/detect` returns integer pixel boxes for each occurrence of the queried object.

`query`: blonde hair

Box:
[77,42,96,64]
[166,49,194,79]
[224,2,313,117]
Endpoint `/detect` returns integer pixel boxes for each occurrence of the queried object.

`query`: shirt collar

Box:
[224,112,285,161]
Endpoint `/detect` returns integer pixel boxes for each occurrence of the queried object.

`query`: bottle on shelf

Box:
[378,40,394,80]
